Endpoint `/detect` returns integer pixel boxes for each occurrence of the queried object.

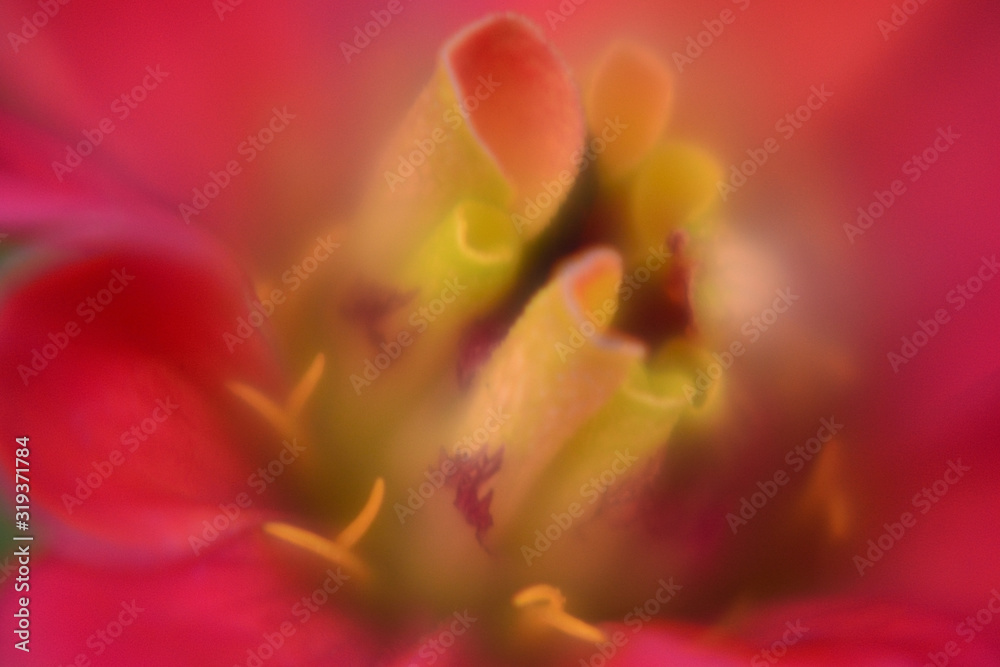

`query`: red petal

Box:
[1,193,289,563]
[735,596,1000,665]
[0,532,379,666]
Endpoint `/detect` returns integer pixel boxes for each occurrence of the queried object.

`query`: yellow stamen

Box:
[335,477,386,549]
[228,385,292,435]
[286,353,326,421]
[263,477,386,582]
[229,353,326,438]
[512,584,607,644]
[263,522,370,580]
[796,440,852,540]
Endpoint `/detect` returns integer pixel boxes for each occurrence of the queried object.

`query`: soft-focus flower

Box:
[2,2,999,666]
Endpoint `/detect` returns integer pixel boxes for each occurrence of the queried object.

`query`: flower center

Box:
[258,16,744,648]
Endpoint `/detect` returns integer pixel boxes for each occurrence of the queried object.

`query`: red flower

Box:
[2,1,999,665]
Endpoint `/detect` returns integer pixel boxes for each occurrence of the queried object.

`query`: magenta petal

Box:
[734,596,1000,666]
[386,631,496,667]
[547,596,1000,666]
[861,407,1000,612]
[0,532,379,666]
[0,1,368,254]
[1,194,289,564]
[584,622,746,667]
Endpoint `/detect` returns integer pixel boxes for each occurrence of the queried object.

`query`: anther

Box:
[512,584,607,644]
[263,477,386,581]
[229,353,325,439]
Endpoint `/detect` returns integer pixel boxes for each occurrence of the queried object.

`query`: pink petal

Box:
[1,191,289,564]
[0,532,379,666]
[735,596,1000,665]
